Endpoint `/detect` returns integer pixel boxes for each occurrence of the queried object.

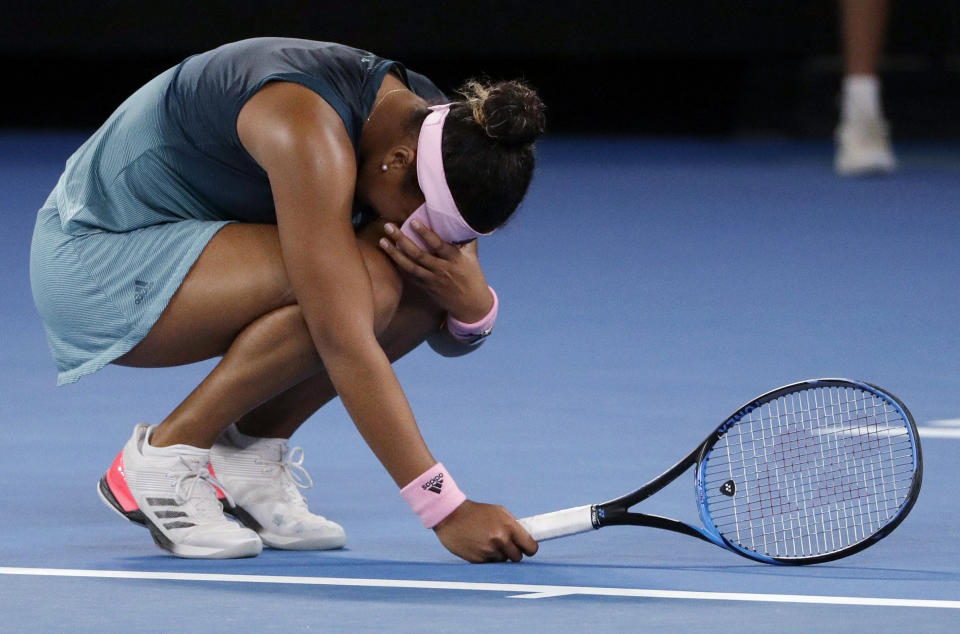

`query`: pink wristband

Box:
[400,462,467,528]
[446,287,498,344]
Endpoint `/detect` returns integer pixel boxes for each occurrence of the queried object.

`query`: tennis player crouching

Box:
[29,38,543,562]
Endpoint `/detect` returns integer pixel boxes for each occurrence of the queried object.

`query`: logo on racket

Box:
[716,402,759,438]
[720,480,736,497]
[422,473,444,494]
[590,506,604,528]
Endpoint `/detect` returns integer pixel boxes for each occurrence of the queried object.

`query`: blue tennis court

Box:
[2,132,958,631]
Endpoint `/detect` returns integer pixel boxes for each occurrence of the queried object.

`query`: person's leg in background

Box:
[835,0,897,175]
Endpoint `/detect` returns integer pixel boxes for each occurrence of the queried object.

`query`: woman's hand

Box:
[378,220,493,323]
[433,500,539,563]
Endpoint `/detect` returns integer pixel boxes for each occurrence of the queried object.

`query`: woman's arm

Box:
[237,82,433,487]
[237,82,537,562]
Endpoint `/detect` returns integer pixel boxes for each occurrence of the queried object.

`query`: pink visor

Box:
[400,104,495,251]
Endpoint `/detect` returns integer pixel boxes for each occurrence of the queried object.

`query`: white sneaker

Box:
[98,424,262,559]
[210,425,346,550]
[835,116,897,176]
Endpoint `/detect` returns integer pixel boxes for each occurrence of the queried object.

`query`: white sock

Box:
[143,425,210,456]
[225,424,286,450]
[842,74,883,121]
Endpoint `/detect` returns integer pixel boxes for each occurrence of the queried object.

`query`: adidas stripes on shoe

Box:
[210,425,346,550]
[98,423,262,559]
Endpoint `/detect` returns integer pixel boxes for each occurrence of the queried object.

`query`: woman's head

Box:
[435,79,545,233]
[359,78,545,240]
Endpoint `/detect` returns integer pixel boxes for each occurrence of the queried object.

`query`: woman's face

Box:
[355,150,423,226]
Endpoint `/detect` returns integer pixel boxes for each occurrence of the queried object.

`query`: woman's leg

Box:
[114,221,435,448]
[232,284,442,440]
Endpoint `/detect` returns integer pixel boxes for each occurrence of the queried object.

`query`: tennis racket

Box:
[518,379,922,565]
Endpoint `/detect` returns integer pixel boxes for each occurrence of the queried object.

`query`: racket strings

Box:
[700,386,917,559]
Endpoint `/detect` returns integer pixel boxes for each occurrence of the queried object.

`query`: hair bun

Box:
[459,79,545,147]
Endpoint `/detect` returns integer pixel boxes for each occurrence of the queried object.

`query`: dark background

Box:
[4,0,960,136]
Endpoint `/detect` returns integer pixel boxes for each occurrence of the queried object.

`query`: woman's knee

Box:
[357,237,403,336]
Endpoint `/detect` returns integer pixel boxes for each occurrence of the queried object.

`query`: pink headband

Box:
[400,104,495,250]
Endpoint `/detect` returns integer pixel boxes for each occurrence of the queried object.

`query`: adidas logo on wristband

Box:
[401,463,466,528]
[422,473,444,494]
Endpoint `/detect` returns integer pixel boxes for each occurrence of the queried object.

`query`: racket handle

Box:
[517,505,595,542]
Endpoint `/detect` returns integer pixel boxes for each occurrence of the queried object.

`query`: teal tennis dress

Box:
[30,38,444,385]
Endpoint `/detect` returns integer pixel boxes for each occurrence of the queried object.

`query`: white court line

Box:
[918,428,960,439]
[0,566,958,608]
[918,419,960,439]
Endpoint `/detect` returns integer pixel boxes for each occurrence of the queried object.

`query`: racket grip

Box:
[517,505,595,542]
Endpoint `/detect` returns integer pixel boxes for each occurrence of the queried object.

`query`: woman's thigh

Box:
[115,222,402,368]
[115,223,293,367]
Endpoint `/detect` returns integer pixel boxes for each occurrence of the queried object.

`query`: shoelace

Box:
[174,456,237,519]
[280,446,314,490]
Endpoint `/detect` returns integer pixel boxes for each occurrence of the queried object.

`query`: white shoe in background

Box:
[835,115,897,176]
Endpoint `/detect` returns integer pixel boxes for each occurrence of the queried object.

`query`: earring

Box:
[381,164,388,172]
